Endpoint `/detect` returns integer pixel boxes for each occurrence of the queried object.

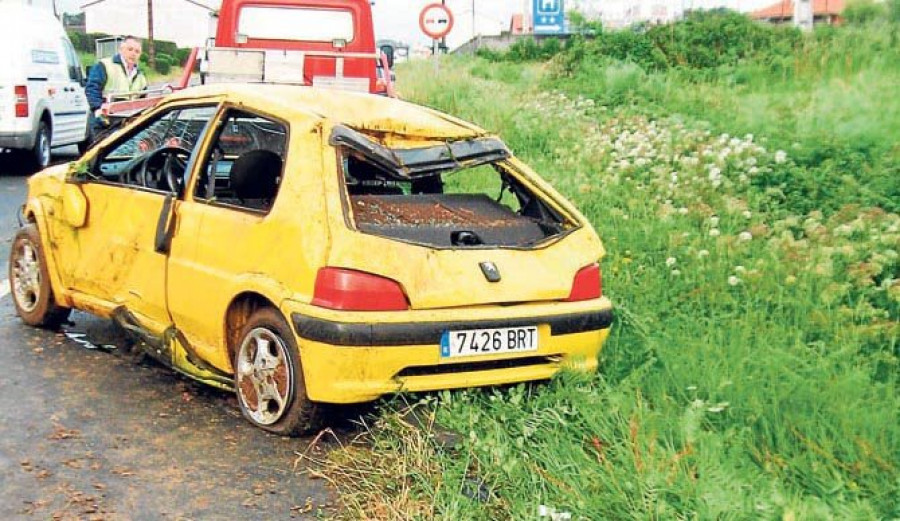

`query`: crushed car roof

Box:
[164,84,486,140]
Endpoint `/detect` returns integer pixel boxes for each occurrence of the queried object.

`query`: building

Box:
[63,12,86,33]
[751,0,845,26]
[81,0,219,48]
[509,13,532,34]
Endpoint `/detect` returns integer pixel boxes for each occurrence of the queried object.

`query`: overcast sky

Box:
[43,0,775,48]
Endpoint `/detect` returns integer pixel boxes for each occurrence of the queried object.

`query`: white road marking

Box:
[0,279,8,299]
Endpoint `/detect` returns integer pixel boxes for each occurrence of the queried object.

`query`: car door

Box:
[166,107,296,372]
[48,103,219,337]
[28,45,69,144]
[57,37,89,145]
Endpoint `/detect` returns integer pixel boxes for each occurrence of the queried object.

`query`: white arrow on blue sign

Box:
[533,0,564,35]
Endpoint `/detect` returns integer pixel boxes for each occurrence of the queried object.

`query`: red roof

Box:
[510,13,531,34]
[751,0,845,20]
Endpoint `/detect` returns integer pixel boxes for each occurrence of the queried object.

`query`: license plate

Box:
[440,326,538,358]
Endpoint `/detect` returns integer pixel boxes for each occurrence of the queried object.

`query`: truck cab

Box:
[204,0,390,95]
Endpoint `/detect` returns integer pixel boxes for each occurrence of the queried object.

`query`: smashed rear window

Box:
[332,126,577,249]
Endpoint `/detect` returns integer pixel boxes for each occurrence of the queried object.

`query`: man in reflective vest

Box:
[85,36,148,139]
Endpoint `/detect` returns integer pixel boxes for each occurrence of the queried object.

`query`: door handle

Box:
[154,194,176,254]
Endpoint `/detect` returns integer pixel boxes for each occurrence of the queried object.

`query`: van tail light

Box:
[312,267,410,311]
[566,263,602,301]
[14,85,28,118]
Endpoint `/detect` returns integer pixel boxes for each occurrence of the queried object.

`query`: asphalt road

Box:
[0,148,341,520]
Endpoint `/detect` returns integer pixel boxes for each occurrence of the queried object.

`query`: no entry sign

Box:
[419,3,454,40]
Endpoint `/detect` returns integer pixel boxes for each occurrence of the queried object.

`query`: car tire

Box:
[8,224,71,328]
[30,120,52,172]
[77,118,92,155]
[233,307,321,436]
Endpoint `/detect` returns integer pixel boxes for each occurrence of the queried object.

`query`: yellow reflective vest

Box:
[99,57,148,97]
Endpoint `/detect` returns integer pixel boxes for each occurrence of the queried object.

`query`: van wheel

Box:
[233,308,321,436]
[8,224,71,328]
[31,120,52,172]
[77,119,92,155]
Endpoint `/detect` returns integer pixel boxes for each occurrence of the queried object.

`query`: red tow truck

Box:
[101,0,394,120]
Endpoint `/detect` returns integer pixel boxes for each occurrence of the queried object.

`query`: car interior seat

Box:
[228,149,282,211]
[345,154,403,195]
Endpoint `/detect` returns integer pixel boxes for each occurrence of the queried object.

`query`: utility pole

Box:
[147,0,156,69]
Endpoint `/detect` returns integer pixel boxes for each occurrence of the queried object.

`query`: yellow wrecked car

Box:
[9,85,613,435]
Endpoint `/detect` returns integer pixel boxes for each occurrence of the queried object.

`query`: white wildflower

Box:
[742,210,752,219]
[677,207,689,215]
[709,228,721,237]
[774,150,787,164]
[666,257,677,267]
[738,231,753,242]
[734,266,746,274]
[728,275,741,286]
[707,402,730,413]
[710,215,720,227]
[698,249,710,258]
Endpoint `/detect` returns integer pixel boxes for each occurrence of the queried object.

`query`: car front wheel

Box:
[8,224,71,328]
[234,308,320,436]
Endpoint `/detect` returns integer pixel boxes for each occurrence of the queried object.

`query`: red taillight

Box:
[566,263,602,301]
[311,267,409,311]
[14,85,28,118]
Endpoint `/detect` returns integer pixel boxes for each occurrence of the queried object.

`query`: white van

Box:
[0,3,90,173]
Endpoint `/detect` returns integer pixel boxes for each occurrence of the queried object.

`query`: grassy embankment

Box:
[313,12,899,519]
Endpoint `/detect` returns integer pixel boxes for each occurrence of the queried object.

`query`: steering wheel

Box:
[136,145,192,193]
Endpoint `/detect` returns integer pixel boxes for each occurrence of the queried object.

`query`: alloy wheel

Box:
[11,241,41,313]
[235,327,293,425]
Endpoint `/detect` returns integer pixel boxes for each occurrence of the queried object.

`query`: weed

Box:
[322,20,900,518]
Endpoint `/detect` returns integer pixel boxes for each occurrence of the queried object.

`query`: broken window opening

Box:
[193,109,288,213]
[338,136,577,249]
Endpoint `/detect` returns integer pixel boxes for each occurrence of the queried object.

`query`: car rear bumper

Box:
[293,308,612,346]
[0,130,33,150]
[286,299,613,403]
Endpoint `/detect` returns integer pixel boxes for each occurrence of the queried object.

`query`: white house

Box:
[0,0,58,12]
[81,0,219,48]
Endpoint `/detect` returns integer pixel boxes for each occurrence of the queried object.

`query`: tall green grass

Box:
[549,20,900,215]
[320,20,900,519]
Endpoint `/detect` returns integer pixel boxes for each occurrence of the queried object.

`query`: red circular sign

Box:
[419,3,454,40]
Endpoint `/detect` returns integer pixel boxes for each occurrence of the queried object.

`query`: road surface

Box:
[0,148,341,520]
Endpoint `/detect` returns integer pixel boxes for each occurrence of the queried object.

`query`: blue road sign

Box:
[533,0,564,34]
